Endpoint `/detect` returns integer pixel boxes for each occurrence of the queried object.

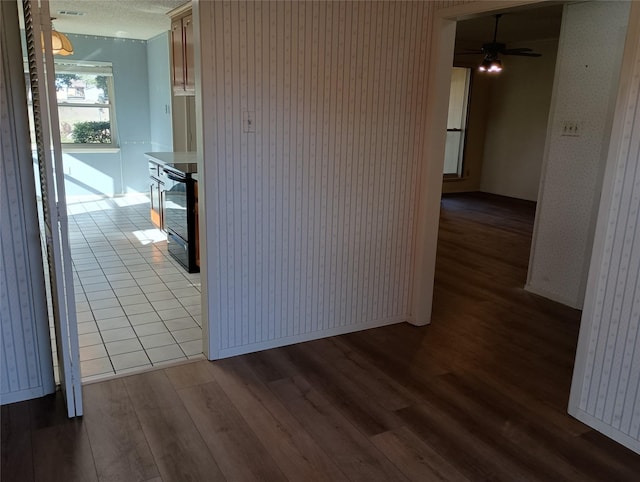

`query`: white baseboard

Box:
[568,406,640,456]
[214,316,409,359]
[524,282,582,309]
[0,386,48,406]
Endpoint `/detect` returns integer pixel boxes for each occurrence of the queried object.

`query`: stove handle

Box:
[163,169,186,182]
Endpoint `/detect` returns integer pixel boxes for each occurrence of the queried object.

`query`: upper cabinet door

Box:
[171,17,185,93]
[171,10,195,96]
[183,14,195,94]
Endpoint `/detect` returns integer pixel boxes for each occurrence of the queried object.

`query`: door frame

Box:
[411,0,542,326]
[412,0,640,455]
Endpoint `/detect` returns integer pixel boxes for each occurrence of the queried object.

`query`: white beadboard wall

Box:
[569,1,640,454]
[196,1,437,356]
[1,0,54,404]
[526,1,631,309]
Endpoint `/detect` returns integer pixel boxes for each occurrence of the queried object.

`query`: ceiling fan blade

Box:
[503,52,542,57]
[464,15,544,62]
[501,48,533,54]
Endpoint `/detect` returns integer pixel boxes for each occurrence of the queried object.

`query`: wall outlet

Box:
[243,111,256,133]
[561,120,583,137]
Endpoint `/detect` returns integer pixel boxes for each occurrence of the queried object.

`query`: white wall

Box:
[480,38,559,201]
[147,32,174,152]
[196,1,436,357]
[59,34,153,198]
[569,1,640,455]
[526,1,631,308]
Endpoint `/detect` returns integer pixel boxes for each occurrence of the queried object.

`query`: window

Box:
[25,60,117,149]
[443,67,471,177]
[54,61,116,148]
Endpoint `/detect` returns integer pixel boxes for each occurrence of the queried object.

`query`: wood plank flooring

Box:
[3,192,640,481]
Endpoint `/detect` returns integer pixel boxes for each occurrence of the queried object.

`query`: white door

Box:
[21,0,83,417]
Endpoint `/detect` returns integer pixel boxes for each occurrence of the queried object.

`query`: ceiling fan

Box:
[459,14,542,73]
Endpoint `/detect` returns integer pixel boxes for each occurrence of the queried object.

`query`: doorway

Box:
[25,0,205,382]
[417,0,638,455]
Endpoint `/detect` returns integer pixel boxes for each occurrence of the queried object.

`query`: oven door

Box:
[161,169,189,242]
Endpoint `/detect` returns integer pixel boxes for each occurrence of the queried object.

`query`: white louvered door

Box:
[22,0,82,417]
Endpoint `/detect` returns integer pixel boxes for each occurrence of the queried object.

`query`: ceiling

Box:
[46,1,563,46]
[49,0,186,40]
[455,4,564,52]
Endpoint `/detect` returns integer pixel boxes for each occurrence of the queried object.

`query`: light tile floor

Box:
[56,194,204,382]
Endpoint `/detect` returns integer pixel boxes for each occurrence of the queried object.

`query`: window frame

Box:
[443,66,472,179]
[25,59,119,152]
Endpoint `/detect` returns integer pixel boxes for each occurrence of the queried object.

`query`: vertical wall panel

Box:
[526,1,631,309]
[1,0,54,404]
[199,1,437,356]
[570,1,640,454]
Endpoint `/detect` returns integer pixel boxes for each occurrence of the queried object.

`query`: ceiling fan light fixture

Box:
[478,57,502,73]
[488,58,502,73]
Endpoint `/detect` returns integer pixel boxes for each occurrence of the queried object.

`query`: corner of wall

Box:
[526,1,630,309]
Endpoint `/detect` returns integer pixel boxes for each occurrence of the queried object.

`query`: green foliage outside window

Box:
[95,76,109,102]
[55,73,80,90]
[71,121,111,144]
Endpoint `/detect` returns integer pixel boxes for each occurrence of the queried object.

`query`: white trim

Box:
[0,387,48,406]
[571,408,640,455]
[24,58,114,75]
[218,317,408,359]
[409,11,455,326]
[191,0,216,360]
[411,0,544,326]
[25,58,119,150]
[61,147,120,154]
[435,0,543,20]
[53,60,114,76]
[524,282,580,310]
[525,2,568,305]
[167,0,192,19]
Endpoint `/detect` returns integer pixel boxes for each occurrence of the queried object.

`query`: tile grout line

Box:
[58,194,204,379]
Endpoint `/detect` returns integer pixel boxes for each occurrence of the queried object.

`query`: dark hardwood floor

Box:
[3,192,640,481]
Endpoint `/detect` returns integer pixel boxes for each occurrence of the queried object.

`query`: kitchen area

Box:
[147,151,199,274]
[59,1,205,381]
[146,1,200,275]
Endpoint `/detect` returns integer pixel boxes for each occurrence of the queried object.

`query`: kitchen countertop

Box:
[146,152,198,175]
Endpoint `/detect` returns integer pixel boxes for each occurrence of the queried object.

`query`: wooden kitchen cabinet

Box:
[170,4,194,95]
[148,160,164,230]
[169,2,197,152]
